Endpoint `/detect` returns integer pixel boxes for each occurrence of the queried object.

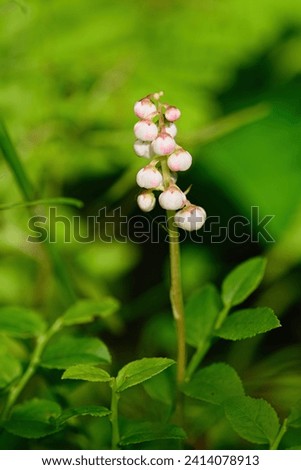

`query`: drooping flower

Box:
[174,205,207,231]
[136,165,163,189]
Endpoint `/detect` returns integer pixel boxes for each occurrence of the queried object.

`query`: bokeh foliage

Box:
[1,0,301,449]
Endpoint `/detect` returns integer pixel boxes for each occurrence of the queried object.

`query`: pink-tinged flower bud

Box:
[152,91,164,101]
[136,165,163,189]
[174,205,206,231]
[158,185,186,210]
[133,140,154,159]
[165,106,181,122]
[167,148,192,172]
[151,132,176,156]
[164,123,177,138]
[134,120,158,142]
[134,98,157,119]
[137,191,156,212]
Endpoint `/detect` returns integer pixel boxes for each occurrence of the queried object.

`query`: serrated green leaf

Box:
[62,298,119,326]
[143,369,175,406]
[116,358,175,393]
[215,307,281,340]
[62,365,112,382]
[224,396,280,445]
[182,363,244,405]
[57,406,111,426]
[0,306,47,338]
[119,421,186,446]
[4,399,61,438]
[41,335,111,369]
[0,346,22,388]
[222,257,266,307]
[185,284,221,348]
[288,400,301,428]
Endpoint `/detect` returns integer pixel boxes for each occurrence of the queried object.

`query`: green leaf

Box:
[0,197,83,211]
[288,400,301,428]
[185,284,221,348]
[0,121,35,201]
[57,406,111,426]
[62,298,119,326]
[224,396,280,445]
[143,370,175,406]
[0,346,22,389]
[41,335,111,369]
[182,363,244,405]
[222,257,266,307]
[0,306,47,338]
[116,358,175,393]
[4,399,61,438]
[119,421,186,446]
[62,365,112,382]
[215,307,281,340]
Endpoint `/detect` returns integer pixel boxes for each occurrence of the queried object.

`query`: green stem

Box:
[167,213,186,385]
[270,419,288,450]
[0,121,76,305]
[161,158,186,385]
[1,318,63,421]
[109,379,120,450]
[214,305,230,330]
[185,305,230,381]
[185,339,211,382]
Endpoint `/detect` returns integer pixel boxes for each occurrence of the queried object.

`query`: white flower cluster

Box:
[134,92,206,231]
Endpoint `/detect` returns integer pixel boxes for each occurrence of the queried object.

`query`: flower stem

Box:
[166,210,186,385]
[160,157,186,384]
[1,318,63,421]
[109,379,120,450]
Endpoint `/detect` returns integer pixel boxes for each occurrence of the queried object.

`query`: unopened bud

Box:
[133,140,154,159]
[174,205,206,231]
[151,132,176,156]
[134,98,157,119]
[165,106,181,122]
[134,120,158,142]
[158,185,186,210]
[137,191,156,212]
[167,148,192,172]
[152,91,164,100]
[136,165,163,189]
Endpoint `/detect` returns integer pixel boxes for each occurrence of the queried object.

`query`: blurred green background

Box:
[1,0,301,449]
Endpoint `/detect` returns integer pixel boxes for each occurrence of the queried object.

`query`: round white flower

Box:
[151,132,176,156]
[165,106,181,122]
[167,148,192,172]
[165,123,177,138]
[134,98,157,119]
[136,166,163,189]
[134,120,158,142]
[137,191,156,212]
[174,205,206,231]
[158,185,186,210]
[133,140,154,159]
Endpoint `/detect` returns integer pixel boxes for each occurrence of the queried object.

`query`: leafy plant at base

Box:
[0,299,118,428]
[62,357,178,449]
[182,256,290,449]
